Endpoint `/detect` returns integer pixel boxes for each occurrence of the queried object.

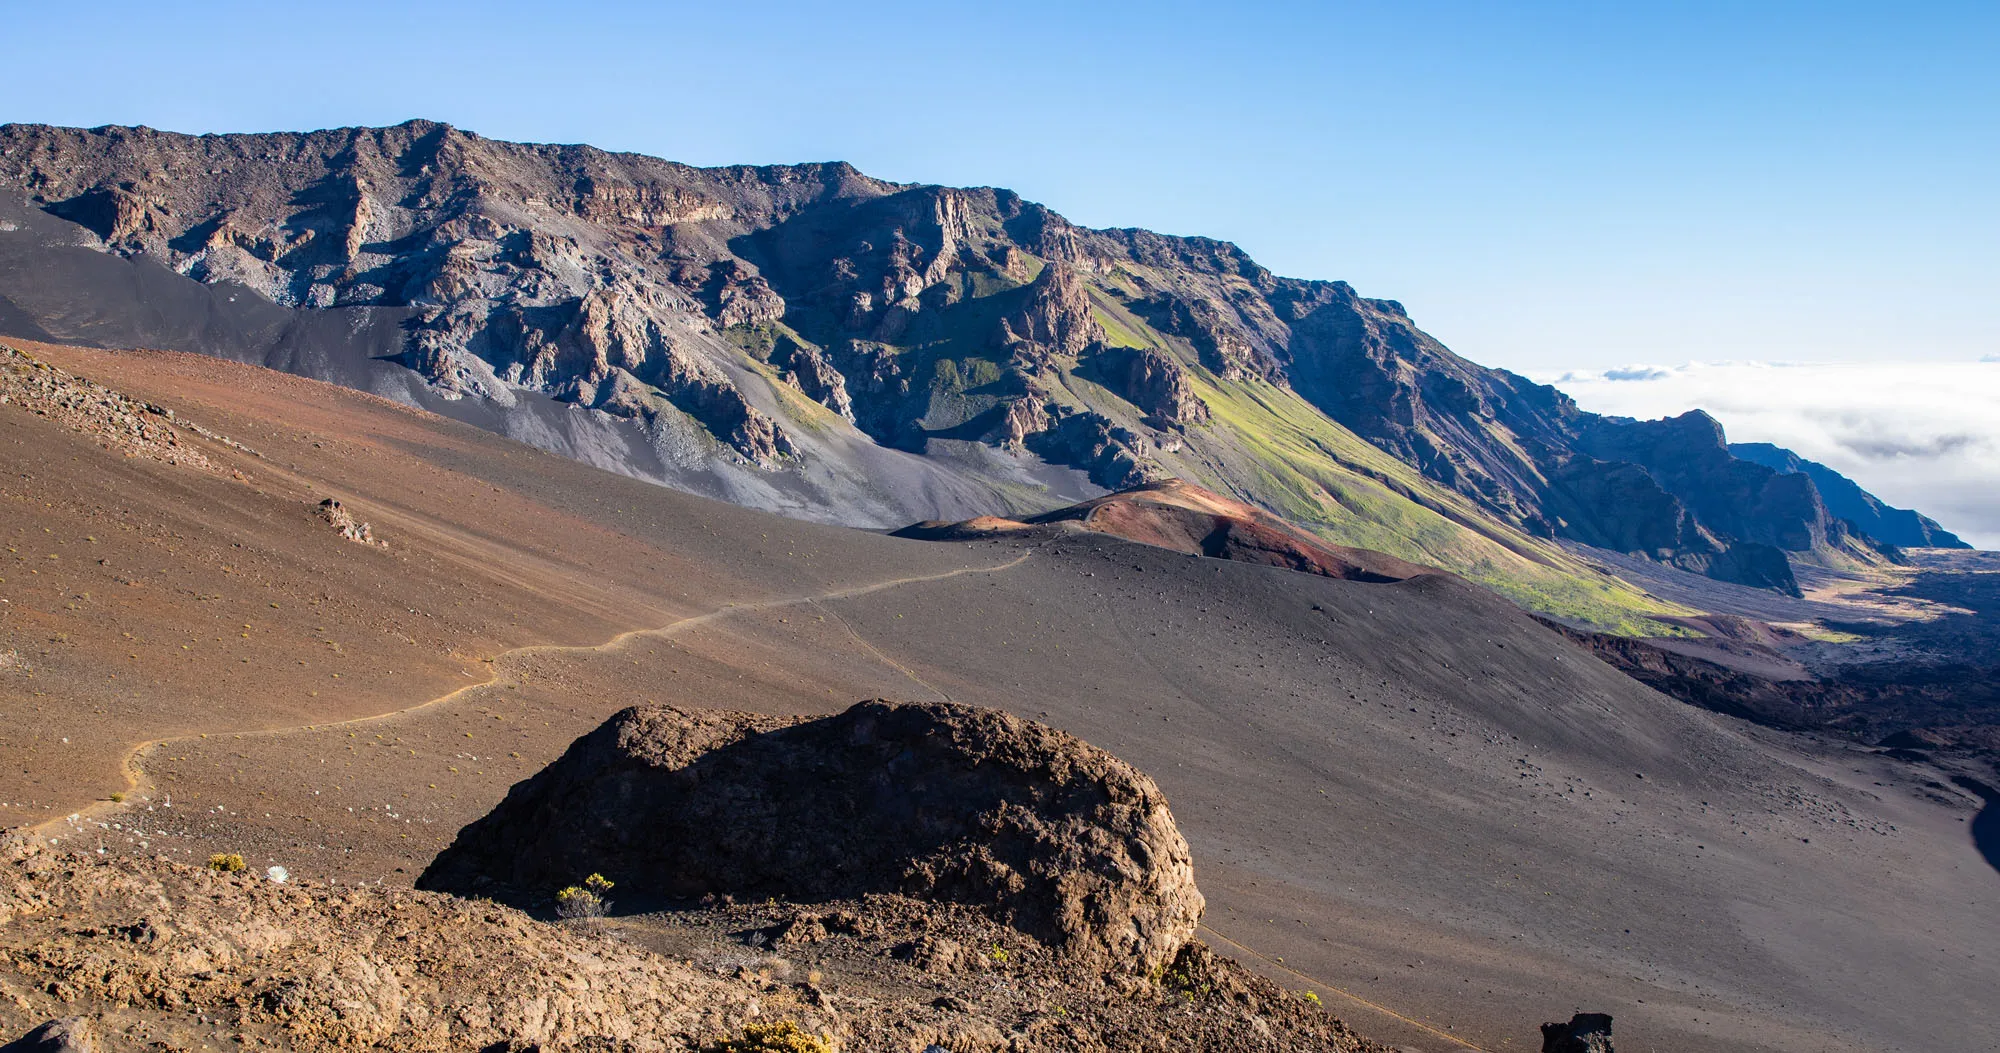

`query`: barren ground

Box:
[3,344,1994,1053]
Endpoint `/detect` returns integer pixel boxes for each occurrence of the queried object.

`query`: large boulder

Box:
[420,700,1205,973]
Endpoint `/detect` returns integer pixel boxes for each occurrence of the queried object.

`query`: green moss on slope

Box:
[1175,375,1691,633]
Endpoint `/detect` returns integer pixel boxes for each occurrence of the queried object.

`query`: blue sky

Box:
[1,1,1994,374]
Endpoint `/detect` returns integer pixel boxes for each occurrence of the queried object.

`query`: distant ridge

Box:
[0,120,1961,621]
[1729,442,1969,549]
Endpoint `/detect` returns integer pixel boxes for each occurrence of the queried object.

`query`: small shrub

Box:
[1302,990,1322,1006]
[108,792,125,803]
[1156,945,1217,998]
[207,853,246,873]
[555,874,613,924]
[988,944,1010,964]
[705,1020,836,1053]
[554,886,603,921]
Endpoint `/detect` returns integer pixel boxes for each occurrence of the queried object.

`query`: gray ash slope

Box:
[797,530,1998,1053]
[0,120,1960,595]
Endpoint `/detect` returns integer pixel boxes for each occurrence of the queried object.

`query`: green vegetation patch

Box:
[721,323,779,361]
[705,1021,836,1053]
[1085,287,1152,349]
[1177,374,1693,634]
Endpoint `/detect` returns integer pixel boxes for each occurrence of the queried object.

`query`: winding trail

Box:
[32,541,1488,1050]
[34,550,1036,837]
[1199,924,1493,1052]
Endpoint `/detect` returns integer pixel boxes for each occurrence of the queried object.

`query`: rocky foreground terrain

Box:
[0,703,1387,1053]
[0,121,1964,623]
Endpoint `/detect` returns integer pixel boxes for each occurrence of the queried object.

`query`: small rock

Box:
[895,936,964,975]
[1,1017,98,1053]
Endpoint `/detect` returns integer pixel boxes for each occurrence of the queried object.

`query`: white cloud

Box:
[1536,360,2000,549]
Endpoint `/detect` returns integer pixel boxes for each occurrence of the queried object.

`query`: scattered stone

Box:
[0,825,1382,1052]
[0,836,793,1052]
[0,344,218,471]
[894,935,965,975]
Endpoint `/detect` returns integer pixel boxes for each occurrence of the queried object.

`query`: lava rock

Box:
[420,700,1204,973]
[1540,1012,1615,1053]
[1,1018,98,1053]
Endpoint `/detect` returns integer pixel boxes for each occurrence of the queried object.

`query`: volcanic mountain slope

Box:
[0,120,1956,623]
[960,478,2000,806]
[0,342,1991,1053]
[0,337,990,824]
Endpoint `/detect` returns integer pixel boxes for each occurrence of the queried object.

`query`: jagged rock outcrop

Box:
[1025,409,1158,490]
[1263,285,1836,589]
[420,700,1205,974]
[772,337,854,420]
[985,394,1052,448]
[682,258,787,328]
[1135,294,1266,380]
[0,122,809,465]
[1000,263,1103,367]
[1090,346,1209,427]
[1578,412,1841,553]
[315,498,385,547]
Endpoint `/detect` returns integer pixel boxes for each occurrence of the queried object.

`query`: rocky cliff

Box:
[0,120,1957,619]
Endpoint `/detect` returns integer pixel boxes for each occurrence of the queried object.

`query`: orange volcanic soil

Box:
[897,479,1435,583]
[0,340,985,825]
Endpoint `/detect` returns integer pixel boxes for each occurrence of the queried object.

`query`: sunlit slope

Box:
[769,243,1689,632]
[1062,284,1692,633]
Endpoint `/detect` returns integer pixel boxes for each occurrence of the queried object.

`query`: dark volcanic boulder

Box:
[420,700,1204,973]
[1540,1012,1614,1052]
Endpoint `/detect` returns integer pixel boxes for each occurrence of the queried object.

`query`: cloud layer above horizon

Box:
[1539,360,2000,550]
